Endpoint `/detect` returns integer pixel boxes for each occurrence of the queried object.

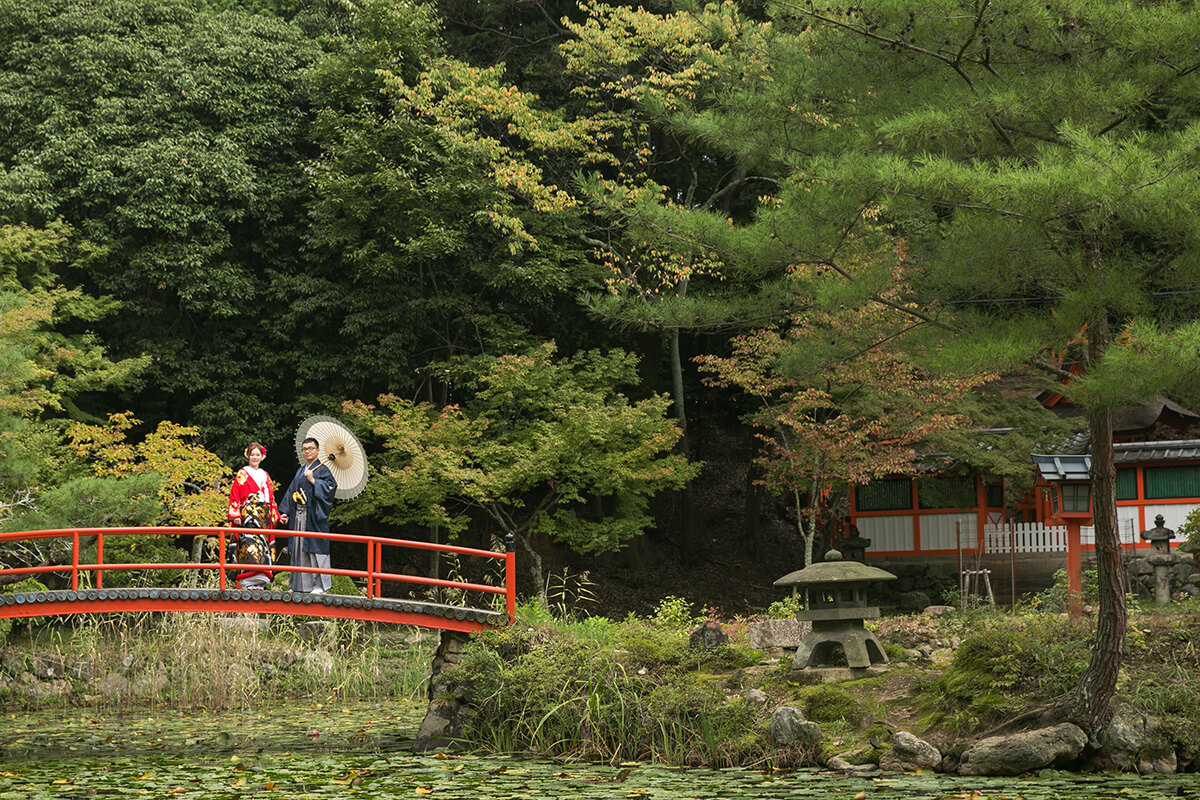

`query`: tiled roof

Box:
[1034,440,1200,478]
[1112,439,1200,463]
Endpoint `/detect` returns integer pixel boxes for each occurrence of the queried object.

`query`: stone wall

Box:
[1124,547,1199,600]
[414,630,473,750]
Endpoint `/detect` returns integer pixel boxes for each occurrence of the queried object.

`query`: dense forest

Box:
[3,0,1200,617]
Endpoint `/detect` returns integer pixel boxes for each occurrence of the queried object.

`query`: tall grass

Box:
[438,601,767,767]
[1,611,438,711]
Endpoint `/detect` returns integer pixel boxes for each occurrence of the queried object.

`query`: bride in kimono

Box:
[226,441,280,589]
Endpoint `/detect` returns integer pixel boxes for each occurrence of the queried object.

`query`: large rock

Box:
[879,731,942,772]
[958,724,1087,776]
[414,698,474,751]
[31,654,65,679]
[748,619,810,650]
[827,755,879,773]
[90,672,129,697]
[302,649,334,676]
[769,705,821,748]
[130,672,168,697]
[1095,703,1177,774]
[923,605,956,616]
[23,678,72,699]
[688,620,730,650]
[0,651,28,677]
[415,630,475,751]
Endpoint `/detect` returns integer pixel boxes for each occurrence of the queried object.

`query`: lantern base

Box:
[791,620,889,670]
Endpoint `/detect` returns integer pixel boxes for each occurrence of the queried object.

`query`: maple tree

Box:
[11,412,230,586]
[698,250,991,566]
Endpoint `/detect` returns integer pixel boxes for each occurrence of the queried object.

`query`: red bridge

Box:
[0,527,515,633]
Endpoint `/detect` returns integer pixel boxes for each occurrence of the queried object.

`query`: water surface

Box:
[1,702,1196,799]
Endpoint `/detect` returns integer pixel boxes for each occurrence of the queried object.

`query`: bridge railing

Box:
[0,526,516,623]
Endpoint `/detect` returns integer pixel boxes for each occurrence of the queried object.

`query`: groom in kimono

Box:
[278,437,338,594]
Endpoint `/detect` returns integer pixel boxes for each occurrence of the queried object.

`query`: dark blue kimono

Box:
[277,461,337,555]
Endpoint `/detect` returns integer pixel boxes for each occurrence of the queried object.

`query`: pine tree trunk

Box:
[1067,314,1126,735]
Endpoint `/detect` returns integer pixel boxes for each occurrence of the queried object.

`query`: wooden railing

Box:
[0,527,515,631]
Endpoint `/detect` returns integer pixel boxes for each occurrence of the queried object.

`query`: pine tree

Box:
[661,0,1200,734]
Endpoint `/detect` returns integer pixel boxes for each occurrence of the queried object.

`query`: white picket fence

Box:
[979,519,1137,554]
[981,522,1066,553]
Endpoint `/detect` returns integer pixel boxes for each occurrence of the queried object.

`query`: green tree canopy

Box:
[0,220,147,514]
[343,342,698,601]
[0,0,320,451]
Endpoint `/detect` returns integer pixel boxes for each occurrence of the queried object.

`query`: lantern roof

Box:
[1031,453,1090,483]
[774,550,896,588]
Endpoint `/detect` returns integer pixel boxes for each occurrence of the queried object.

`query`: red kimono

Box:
[226,467,279,586]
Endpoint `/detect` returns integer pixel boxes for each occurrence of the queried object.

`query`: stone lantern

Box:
[773,550,896,671]
[1140,514,1176,605]
[840,522,872,563]
[1140,514,1175,555]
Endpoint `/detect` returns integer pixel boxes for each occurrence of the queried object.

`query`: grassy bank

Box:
[0,611,437,711]
[436,597,1200,769]
[439,599,774,767]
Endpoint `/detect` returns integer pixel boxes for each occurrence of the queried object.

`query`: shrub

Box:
[651,595,697,629]
[1120,604,1200,760]
[921,613,1090,733]
[1178,507,1200,552]
[441,612,776,766]
[765,593,803,619]
[800,685,863,726]
[1031,565,1100,612]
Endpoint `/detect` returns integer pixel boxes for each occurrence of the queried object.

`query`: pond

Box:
[1,702,1197,799]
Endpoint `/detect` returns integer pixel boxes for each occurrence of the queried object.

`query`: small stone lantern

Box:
[840,525,872,563]
[1140,515,1176,605]
[773,550,896,671]
[1140,514,1175,555]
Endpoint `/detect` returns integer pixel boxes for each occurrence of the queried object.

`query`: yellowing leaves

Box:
[379,58,588,235]
[67,412,229,526]
[597,240,726,298]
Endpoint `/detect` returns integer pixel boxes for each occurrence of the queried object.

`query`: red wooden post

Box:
[71,531,80,591]
[375,541,383,598]
[505,533,516,624]
[366,540,375,600]
[95,531,104,589]
[1066,520,1083,619]
[218,529,227,591]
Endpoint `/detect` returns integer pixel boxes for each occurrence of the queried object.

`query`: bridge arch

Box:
[0,527,514,633]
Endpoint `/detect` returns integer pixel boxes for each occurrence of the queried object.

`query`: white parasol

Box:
[294,415,369,500]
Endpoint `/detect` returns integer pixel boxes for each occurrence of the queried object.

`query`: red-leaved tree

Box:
[698,257,992,566]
